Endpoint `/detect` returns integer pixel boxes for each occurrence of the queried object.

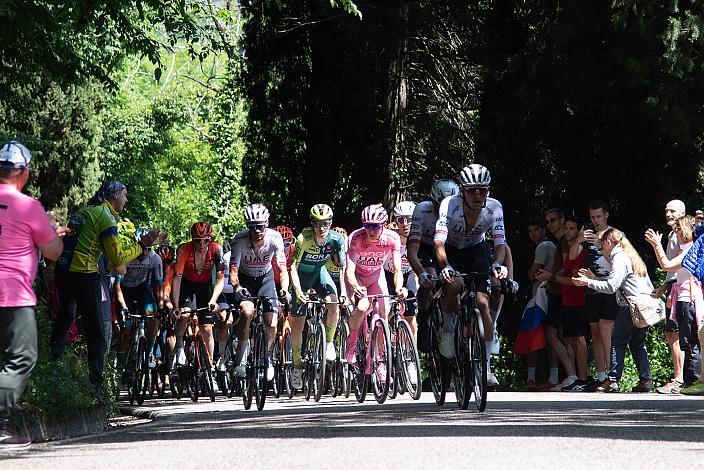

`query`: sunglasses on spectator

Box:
[463,187,489,196]
[364,223,383,230]
[395,216,411,224]
[248,224,267,232]
[312,220,332,229]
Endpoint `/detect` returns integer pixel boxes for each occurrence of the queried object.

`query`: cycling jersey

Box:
[347,228,401,277]
[174,241,225,284]
[383,239,413,275]
[272,248,294,286]
[293,228,346,275]
[229,228,285,278]
[58,200,143,273]
[435,196,506,249]
[408,200,437,247]
[121,251,163,288]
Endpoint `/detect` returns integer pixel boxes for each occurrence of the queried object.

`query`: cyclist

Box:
[114,228,164,367]
[327,226,349,294]
[345,204,407,371]
[385,201,419,337]
[288,204,347,390]
[407,178,460,352]
[434,164,507,359]
[169,222,226,378]
[157,244,176,364]
[229,204,290,380]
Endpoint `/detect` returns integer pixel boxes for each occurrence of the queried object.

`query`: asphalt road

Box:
[2,391,703,469]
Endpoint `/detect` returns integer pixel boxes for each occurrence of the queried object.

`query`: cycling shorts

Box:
[122,281,157,315]
[346,270,391,313]
[238,270,278,315]
[445,241,491,295]
[179,277,213,312]
[292,266,338,316]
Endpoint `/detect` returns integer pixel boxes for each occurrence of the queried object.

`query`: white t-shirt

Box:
[532,239,556,296]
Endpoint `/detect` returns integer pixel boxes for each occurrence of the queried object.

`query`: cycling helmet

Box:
[274,225,294,241]
[310,204,333,221]
[393,201,416,218]
[430,178,460,203]
[244,203,270,224]
[191,222,213,239]
[157,244,175,262]
[134,227,150,243]
[459,163,491,188]
[361,204,388,224]
[331,226,348,238]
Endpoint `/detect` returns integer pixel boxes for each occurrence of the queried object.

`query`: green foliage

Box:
[99,52,247,242]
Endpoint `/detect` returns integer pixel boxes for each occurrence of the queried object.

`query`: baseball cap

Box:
[0,141,32,169]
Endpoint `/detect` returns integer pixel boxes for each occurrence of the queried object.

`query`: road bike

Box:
[387,296,421,400]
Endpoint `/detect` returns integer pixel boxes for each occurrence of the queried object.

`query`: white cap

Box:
[0,141,31,169]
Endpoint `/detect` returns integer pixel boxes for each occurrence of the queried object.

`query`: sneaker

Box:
[233,364,246,378]
[656,380,683,395]
[0,429,31,449]
[681,381,704,396]
[561,379,589,392]
[631,380,653,393]
[325,342,336,362]
[211,379,219,393]
[148,353,156,368]
[216,357,227,372]
[292,368,304,390]
[526,379,538,392]
[439,332,455,359]
[536,381,559,392]
[601,380,619,393]
[406,362,418,386]
[582,378,598,393]
[487,372,499,387]
[551,376,576,391]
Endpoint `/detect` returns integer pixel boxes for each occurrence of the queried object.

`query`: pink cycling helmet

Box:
[361,204,388,224]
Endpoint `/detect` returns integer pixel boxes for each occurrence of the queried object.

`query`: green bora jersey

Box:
[293,228,346,275]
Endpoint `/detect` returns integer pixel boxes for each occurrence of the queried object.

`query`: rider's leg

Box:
[201,323,215,364]
[235,301,254,367]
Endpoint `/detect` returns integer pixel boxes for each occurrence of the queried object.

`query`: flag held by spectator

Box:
[513,282,548,354]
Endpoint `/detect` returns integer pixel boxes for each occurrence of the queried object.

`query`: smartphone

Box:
[584,222,595,232]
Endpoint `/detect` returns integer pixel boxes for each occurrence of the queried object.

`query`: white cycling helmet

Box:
[393,201,416,218]
[361,204,388,224]
[459,163,491,187]
[430,178,460,203]
[244,203,270,224]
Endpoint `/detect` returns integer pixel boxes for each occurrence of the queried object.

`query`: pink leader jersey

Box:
[0,185,56,307]
[347,228,401,279]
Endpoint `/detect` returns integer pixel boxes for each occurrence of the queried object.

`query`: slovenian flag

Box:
[513,282,548,354]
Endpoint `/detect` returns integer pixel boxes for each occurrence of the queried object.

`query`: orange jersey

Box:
[174,241,225,284]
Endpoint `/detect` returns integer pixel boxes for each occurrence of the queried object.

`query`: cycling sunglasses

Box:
[283,240,294,248]
[193,238,210,244]
[311,220,332,229]
[363,223,383,230]
[462,186,489,196]
[395,216,411,224]
[247,224,267,232]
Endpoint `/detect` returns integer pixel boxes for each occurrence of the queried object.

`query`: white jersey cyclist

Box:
[122,251,163,288]
[435,196,506,250]
[229,228,286,278]
[409,200,436,247]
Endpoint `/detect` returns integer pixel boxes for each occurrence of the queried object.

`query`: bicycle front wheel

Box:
[353,328,367,403]
[453,309,472,410]
[313,320,327,402]
[283,331,294,399]
[135,337,149,406]
[370,318,392,404]
[271,334,282,399]
[397,319,422,400]
[253,323,269,411]
[196,335,215,403]
[470,308,488,412]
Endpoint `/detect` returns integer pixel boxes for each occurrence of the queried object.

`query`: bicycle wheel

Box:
[135,337,149,405]
[253,323,269,411]
[470,308,488,412]
[397,319,422,400]
[453,308,471,410]
[387,322,398,400]
[353,327,367,403]
[370,318,392,404]
[271,334,282,398]
[125,344,138,405]
[152,336,167,399]
[243,345,253,409]
[185,337,199,402]
[196,335,216,402]
[337,320,351,398]
[219,337,235,397]
[313,320,327,402]
[427,312,446,406]
[303,322,313,401]
[283,331,294,399]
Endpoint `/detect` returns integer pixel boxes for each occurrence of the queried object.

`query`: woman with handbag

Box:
[572,228,655,392]
[645,215,702,393]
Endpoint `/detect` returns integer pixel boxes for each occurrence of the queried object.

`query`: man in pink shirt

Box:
[0,141,66,448]
[345,204,407,366]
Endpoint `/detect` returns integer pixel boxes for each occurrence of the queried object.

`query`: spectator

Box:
[652,200,687,394]
[645,214,701,391]
[523,219,556,390]
[573,228,654,392]
[537,216,590,391]
[583,199,619,387]
[0,141,66,448]
[536,208,576,391]
[51,181,160,397]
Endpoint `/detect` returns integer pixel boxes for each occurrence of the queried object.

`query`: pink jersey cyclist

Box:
[347,226,402,296]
